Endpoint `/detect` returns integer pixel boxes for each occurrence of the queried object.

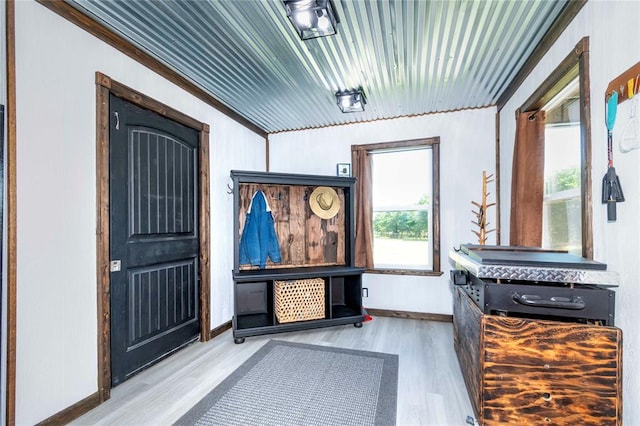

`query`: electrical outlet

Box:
[362,287,368,298]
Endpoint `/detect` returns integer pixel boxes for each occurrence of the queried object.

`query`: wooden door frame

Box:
[5,1,18,424]
[95,72,211,402]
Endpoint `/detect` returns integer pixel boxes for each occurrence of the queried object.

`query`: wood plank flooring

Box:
[70,317,474,425]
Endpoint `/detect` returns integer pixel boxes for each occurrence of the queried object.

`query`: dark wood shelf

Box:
[231,169,356,186]
[234,315,365,339]
[236,313,273,330]
[231,171,363,343]
[332,304,362,319]
[234,266,365,282]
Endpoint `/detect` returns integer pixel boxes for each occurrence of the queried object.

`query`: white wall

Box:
[13,1,265,424]
[498,1,640,422]
[269,108,497,315]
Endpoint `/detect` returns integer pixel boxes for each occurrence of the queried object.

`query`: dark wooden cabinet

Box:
[453,287,622,425]
[231,170,364,343]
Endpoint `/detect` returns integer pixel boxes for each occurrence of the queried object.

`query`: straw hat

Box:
[309,186,340,219]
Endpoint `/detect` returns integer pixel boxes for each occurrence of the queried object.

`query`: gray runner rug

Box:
[174,340,398,426]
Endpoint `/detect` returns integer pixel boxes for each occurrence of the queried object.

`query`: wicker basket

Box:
[275,278,325,323]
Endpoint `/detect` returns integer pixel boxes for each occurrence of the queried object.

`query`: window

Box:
[352,138,441,275]
[372,149,432,268]
[542,78,582,254]
[515,37,592,258]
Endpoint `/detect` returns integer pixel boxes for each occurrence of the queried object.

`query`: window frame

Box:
[352,137,441,276]
[518,37,592,259]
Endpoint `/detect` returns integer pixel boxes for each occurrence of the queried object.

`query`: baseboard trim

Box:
[36,392,101,426]
[366,308,452,323]
[36,322,232,425]
[209,320,232,340]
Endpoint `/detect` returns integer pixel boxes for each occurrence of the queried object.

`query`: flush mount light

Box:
[336,89,366,113]
[283,0,338,40]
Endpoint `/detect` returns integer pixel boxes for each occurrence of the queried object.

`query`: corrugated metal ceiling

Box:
[67,0,569,134]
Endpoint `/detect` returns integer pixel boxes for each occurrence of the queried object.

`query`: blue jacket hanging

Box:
[239,190,282,268]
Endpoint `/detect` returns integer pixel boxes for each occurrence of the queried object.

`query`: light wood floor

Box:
[71,316,474,426]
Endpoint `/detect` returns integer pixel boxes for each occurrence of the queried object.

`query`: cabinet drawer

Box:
[236,282,269,315]
[481,315,622,425]
[483,371,620,425]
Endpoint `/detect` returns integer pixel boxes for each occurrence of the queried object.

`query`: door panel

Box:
[126,260,197,350]
[110,95,200,386]
[128,128,195,236]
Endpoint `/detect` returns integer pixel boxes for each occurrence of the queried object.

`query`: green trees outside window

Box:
[373,195,429,240]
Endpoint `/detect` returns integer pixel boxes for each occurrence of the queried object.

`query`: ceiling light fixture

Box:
[283,0,338,40]
[336,89,366,113]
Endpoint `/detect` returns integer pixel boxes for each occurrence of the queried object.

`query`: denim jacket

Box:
[239,190,282,268]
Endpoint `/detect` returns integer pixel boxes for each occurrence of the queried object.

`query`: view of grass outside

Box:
[371,148,432,269]
[372,237,430,268]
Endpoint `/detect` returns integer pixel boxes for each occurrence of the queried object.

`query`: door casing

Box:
[95,72,211,401]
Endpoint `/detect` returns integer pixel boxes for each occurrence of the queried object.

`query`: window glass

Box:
[542,78,582,254]
[371,148,433,269]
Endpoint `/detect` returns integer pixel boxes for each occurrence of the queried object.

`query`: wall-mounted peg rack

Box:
[605,60,640,105]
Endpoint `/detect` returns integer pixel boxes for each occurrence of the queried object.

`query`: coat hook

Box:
[303,191,309,201]
[277,191,282,200]
[226,183,233,194]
